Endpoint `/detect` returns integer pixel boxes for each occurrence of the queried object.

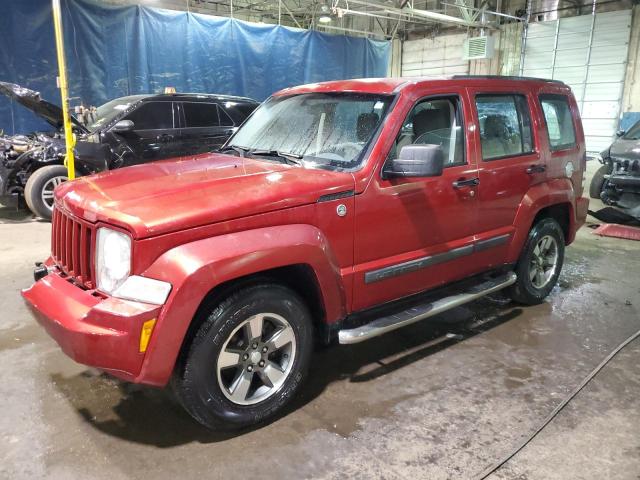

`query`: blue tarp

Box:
[0,0,390,135]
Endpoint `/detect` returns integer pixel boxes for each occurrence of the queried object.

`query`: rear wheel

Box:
[589,164,611,199]
[24,165,68,220]
[510,218,565,305]
[173,284,313,430]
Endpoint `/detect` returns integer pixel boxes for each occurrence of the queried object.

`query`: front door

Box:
[352,91,481,311]
[119,101,181,166]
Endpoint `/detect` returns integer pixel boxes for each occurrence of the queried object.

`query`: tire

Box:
[173,284,313,430]
[509,217,565,305]
[24,165,68,220]
[589,164,610,199]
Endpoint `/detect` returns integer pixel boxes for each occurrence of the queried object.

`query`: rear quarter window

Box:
[183,102,220,128]
[539,94,576,151]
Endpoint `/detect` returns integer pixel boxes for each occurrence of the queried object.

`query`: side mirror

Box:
[615,129,625,137]
[383,144,444,178]
[112,120,135,133]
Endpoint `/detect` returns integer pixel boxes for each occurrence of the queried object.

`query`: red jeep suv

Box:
[23,76,589,429]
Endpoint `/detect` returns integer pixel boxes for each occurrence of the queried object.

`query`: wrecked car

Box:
[0,81,259,219]
[589,119,640,223]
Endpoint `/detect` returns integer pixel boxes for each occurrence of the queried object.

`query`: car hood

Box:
[610,137,640,161]
[0,81,87,132]
[55,153,355,238]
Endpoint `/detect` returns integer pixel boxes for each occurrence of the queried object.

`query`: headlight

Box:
[96,227,131,294]
[95,227,172,304]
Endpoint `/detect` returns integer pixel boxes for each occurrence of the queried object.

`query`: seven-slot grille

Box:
[51,207,95,288]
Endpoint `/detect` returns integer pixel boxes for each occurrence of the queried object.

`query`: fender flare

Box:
[507,179,576,262]
[136,224,346,386]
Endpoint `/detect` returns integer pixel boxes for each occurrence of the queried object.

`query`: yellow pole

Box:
[52,0,75,179]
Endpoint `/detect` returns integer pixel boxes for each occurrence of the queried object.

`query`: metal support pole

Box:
[580,0,597,112]
[550,16,560,79]
[518,0,532,76]
[52,0,75,180]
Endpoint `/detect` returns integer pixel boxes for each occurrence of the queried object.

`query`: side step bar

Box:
[338,272,517,345]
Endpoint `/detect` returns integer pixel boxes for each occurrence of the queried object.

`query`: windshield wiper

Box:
[219,145,250,157]
[250,149,304,166]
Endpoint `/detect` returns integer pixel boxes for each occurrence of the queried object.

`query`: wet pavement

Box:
[1,165,639,479]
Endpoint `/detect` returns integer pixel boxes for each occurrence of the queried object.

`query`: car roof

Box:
[132,93,258,104]
[275,75,568,97]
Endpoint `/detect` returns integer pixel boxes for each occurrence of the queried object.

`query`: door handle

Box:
[526,164,546,174]
[452,177,480,188]
[157,134,174,143]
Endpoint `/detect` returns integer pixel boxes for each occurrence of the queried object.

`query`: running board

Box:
[338,272,517,345]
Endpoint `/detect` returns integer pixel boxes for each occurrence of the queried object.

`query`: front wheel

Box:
[510,218,565,305]
[173,284,313,430]
[24,165,68,220]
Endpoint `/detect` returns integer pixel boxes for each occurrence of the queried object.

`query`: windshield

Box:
[85,95,148,132]
[228,93,393,169]
[623,121,640,140]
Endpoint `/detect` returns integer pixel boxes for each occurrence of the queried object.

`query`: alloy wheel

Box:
[41,175,67,210]
[529,234,559,289]
[216,312,296,406]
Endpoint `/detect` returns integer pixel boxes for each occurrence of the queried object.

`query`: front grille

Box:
[51,207,95,288]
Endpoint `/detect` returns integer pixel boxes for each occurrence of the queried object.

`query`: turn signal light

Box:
[139,319,157,353]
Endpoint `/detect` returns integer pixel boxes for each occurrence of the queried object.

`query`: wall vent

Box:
[463,36,495,60]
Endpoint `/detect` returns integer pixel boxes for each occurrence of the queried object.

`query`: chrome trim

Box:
[339,272,517,344]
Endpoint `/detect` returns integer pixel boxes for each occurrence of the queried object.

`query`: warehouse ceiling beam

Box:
[343,0,486,28]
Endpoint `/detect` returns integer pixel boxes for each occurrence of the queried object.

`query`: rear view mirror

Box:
[615,129,625,137]
[384,144,444,178]
[112,120,135,133]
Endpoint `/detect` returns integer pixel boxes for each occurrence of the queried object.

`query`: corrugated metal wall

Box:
[522,9,633,152]
[401,33,469,77]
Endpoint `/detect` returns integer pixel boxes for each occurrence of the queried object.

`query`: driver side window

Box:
[389,96,465,167]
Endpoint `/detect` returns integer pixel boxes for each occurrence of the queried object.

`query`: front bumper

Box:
[22,264,161,382]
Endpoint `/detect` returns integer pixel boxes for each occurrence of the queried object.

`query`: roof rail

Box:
[451,75,566,85]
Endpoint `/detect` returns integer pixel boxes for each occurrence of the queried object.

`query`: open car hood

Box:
[0,81,87,133]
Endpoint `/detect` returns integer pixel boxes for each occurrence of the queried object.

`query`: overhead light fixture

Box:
[319,4,333,23]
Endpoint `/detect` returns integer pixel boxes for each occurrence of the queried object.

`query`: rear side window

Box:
[539,94,576,151]
[183,102,220,128]
[475,94,534,161]
[125,102,174,130]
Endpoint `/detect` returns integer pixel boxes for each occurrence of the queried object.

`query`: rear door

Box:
[467,87,543,263]
[180,102,235,154]
[119,101,181,165]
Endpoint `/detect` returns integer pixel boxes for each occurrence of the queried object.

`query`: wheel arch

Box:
[173,263,328,378]
[508,180,577,263]
[135,224,346,386]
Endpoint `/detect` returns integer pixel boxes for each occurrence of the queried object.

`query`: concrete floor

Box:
[1,162,639,479]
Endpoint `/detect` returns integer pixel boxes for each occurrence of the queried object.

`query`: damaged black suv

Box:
[590,119,640,223]
[0,82,258,219]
